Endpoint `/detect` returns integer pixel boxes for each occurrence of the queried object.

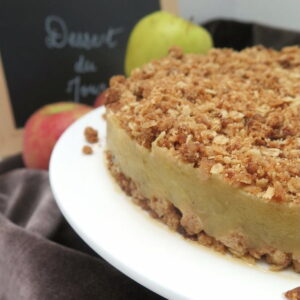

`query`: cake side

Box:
[106,113,300,272]
[106,46,300,206]
[105,46,300,272]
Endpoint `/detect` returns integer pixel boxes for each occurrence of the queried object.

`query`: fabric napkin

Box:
[0,155,163,300]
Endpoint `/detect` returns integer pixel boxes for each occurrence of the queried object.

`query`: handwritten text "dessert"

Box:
[45,15,123,50]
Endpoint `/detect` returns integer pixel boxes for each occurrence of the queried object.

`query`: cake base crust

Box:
[107,151,300,272]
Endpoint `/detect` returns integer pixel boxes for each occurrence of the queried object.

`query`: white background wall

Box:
[178,0,300,32]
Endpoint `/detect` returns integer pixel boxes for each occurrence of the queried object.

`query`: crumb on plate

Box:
[285,287,300,300]
[84,126,99,143]
[82,145,93,155]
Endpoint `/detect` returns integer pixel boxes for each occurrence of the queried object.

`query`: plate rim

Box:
[49,107,299,300]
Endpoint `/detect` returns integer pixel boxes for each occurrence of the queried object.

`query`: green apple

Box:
[125,11,213,76]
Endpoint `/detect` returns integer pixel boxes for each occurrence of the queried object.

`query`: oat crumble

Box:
[82,145,93,155]
[84,127,99,144]
[285,287,300,300]
[106,46,300,204]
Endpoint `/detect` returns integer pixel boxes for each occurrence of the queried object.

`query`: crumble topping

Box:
[285,287,300,300]
[106,46,300,204]
[82,145,93,155]
[84,126,99,143]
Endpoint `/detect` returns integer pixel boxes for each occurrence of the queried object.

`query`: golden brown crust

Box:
[84,127,99,144]
[285,287,300,300]
[105,46,300,205]
[106,151,299,272]
[82,145,93,155]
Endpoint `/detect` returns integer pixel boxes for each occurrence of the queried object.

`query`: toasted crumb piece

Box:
[210,163,224,174]
[266,249,292,270]
[181,213,203,235]
[84,127,99,143]
[285,287,300,300]
[263,186,275,200]
[168,46,184,59]
[82,145,93,155]
[293,259,300,272]
[197,232,226,253]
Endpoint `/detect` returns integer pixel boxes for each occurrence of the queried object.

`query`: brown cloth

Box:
[0,155,163,300]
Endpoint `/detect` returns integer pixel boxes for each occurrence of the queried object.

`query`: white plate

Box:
[49,107,299,300]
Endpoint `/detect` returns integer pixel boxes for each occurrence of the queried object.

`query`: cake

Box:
[105,46,300,271]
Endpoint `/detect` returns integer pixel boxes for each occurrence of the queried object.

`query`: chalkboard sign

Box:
[0,0,178,157]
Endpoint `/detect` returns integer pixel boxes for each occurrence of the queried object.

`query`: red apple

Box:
[94,90,108,107]
[23,102,93,170]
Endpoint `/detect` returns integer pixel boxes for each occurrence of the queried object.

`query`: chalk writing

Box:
[45,15,123,50]
[66,75,106,102]
[74,55,97,73]
[44,15,117,103]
